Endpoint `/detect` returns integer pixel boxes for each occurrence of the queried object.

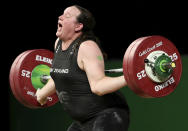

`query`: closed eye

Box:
[65,13,71,18]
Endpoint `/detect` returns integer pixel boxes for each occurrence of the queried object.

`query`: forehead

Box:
[64,6,81,16]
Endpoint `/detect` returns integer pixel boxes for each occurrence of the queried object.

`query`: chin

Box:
[56,34,64,41]
[56,32,59,37]
[56,31,62,37]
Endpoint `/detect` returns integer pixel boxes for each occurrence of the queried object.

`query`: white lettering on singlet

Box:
[51,68,69,74]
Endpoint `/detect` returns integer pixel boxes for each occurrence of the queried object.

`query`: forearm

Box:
[37,78,56,99]
[91,75,127,96]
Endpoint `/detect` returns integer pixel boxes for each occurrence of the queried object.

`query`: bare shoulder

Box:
[79,40,102,55]
[77,40,103,70]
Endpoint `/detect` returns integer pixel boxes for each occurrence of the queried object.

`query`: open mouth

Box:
[58,22,63,31]
[58,23,62,28]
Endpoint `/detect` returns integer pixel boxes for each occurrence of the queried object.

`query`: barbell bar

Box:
[9,35,182,108]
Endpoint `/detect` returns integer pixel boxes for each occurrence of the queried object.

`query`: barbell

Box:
[9,35,182,108]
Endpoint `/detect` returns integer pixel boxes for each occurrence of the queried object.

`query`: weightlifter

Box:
[36,5,130,131]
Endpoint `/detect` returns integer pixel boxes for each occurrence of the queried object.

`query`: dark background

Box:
[5,0,188,59]
[5,0,188,130]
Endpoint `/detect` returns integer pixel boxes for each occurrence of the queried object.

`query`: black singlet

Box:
[50,37,129,122]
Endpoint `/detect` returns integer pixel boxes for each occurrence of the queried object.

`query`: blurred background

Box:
[5,0,188,131]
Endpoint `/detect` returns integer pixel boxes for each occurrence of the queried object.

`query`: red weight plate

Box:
[14,49,58,108]
[9,50,34,107]
[14,50,38,108]
[128,36,182,97]
[14,49,59,108]
[123,37,150,97]
[9,50,27,103]
[127,37,153,97]
[123,38,138,87]
[12,50,44,108]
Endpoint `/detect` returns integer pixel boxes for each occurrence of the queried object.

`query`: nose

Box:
[58,14,64,21]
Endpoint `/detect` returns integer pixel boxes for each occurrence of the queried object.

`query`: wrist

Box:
[36,88,45,100]
[120,75,127,87]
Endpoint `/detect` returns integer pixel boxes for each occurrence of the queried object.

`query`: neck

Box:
[61,32,82,50]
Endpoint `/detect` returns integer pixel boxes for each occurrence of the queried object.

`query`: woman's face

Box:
[56,6,81,40]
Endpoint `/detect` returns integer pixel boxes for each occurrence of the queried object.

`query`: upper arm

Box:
[79,40,105,89]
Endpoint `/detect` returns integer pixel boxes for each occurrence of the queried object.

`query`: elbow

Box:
[91,86,104,96]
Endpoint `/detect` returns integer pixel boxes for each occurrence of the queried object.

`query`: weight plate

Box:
[127,36,182,97]
[12,49,59,108]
